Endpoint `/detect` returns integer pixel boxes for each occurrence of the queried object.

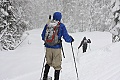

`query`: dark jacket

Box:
[78,37,91,49]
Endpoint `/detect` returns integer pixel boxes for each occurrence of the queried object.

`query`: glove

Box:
[78,46,80,49]
[70,36,74,42]
[87,39,91,43]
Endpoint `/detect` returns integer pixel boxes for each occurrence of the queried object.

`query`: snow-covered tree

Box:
[109,0,120,42]
[8,0,112,32]
[0,0,27,50]
[62,0,111,32]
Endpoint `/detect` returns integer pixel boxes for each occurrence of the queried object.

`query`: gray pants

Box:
[46,48,62,70]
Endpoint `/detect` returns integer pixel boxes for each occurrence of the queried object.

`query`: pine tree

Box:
[109,0,120,42]
[0,0,27,50]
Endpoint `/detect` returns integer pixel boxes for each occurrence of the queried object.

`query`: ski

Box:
[13,32,29,50]
[40,76,52,80]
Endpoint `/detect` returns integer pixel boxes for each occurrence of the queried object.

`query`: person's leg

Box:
[46,48,53,66]
[52,48,62,70]
[43,64,50,80]
[43,48,52,80]
[54,70,60,80]
[83,47,85,53]
[83,46,87,53]
[52,48,62,80]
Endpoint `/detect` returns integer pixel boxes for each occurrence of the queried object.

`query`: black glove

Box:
[87,39,91,43]
[70,36,74,42]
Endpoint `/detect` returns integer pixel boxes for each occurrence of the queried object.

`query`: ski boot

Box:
[43,64,50,80]
[54,70,60,80]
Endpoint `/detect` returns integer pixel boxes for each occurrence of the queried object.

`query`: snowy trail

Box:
[8,71,40,80]
[0,29,120,80]
[76,42,120,80]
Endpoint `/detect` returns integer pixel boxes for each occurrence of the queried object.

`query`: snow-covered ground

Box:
[0,29,120,80]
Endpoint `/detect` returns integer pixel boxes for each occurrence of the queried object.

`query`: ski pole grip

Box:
[49,15,51,19]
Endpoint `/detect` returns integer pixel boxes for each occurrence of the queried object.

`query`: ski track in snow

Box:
[0,29,120,80]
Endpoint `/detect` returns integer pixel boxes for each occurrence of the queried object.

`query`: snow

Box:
[0,28,120,80]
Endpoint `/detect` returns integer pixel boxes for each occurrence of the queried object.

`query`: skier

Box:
[41,12,74,80]
[78,37,91,53]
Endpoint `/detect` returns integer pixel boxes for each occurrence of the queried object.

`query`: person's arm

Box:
[78,40,83,49]
[87,39,91,43]
[61,24,73,43]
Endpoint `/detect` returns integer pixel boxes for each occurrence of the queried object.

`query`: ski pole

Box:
[60,40,65,58]
[40,55,46,80]
[61,45,65,58]
[71,42,79,80]
[77,49,79,56]
[40,15,51,80]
